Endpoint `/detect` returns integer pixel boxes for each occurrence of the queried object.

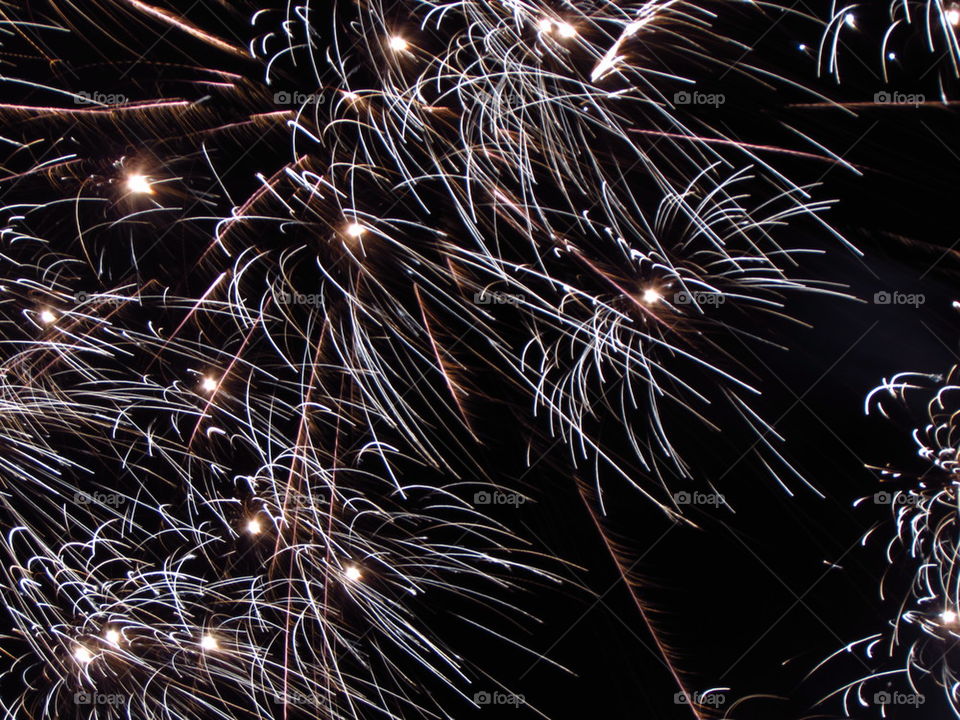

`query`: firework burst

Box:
[820,0,960,85]
[816,361,960,716]
[0,1,857,718]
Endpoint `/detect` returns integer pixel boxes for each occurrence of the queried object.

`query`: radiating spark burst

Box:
[125,173,154,195]
[821,361,960,716]
[820,1,960,83]
[344,565,363,582]
[0,1,857,719]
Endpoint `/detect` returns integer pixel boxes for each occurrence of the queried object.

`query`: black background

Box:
[8,1,960,718]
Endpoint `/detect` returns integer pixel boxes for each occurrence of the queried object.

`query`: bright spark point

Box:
[844,13,856,28]
[345,222,366,238]
[798,43,807,52]
[556,22,577,38]
[39,309,56,324]
[345,565,362,581]
[73,646,93,663]
[105,629,121,645]
[126,173,154,195]
[537,18,553,33]
[200,634,218,650]
[948,7,960,26]
[887,52,897,60]
[642,288,661,304]
[201,376,218,392]
[943,610,958,624]
[246,518,262,535]
[389,36,408,52]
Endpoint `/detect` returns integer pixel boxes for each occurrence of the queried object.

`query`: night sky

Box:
[0,2,958,719]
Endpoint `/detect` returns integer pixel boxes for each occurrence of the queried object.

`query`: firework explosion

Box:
[816,362,960,716]
[798,4,960,716]
[820,0,960,85]
[0,0,876,718]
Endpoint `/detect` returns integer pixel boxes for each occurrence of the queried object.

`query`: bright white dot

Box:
[388,35,408,52]
[74,646,93,663]
[345,222,366,238]
[887,52,897,61]
[844,13,856,28]
[343,91,359,102]
[126,173,154,195]
[538,18,553,33]
[201,376,218,392]
[556,22,577,38]
[798,43,807,52]
[642,288,661,304]
[105,629,121,645]
[200,634,218,651]
[345,565,362,582]
[246,518,262,535]
[948,8,960,26]
[943,610,958,624]
[39,309,56,324]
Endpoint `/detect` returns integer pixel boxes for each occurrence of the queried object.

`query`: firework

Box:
[820,0,960,84]
[818,363,960,716]
[0,1,855,718]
